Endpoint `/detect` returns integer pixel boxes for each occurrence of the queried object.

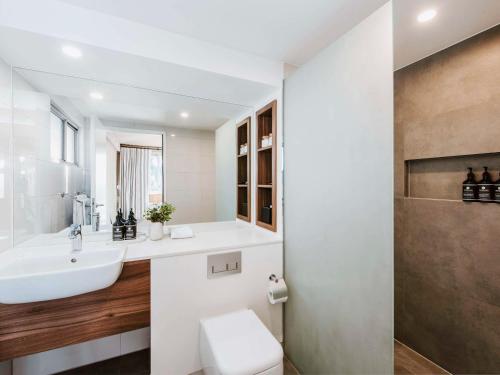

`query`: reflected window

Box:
[51,105,79,165]
[64,123,77,164]
[149,149,163,205]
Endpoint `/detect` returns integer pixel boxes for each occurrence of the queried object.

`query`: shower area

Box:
[394,25,500,374]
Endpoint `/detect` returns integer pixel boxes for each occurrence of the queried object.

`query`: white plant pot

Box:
[149,222,164,241]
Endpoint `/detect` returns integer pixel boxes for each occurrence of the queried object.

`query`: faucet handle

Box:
[70,223,82,231]
[68,224,82,238]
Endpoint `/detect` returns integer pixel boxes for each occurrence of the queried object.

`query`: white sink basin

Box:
[0,245,127,304]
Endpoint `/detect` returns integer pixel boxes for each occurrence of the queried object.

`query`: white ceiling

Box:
[107,131,163,148]
[16,68,249,129]
[59,0,388,67]
[3,0,499,117]
[394,0,500,69]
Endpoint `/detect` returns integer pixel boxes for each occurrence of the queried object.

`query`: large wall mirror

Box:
[11,67,252,245]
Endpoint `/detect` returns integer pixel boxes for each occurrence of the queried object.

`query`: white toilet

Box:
[200,309,284,375]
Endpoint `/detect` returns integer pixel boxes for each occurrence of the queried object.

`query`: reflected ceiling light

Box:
[417,9,437,23]
[170,134,176,137]
[62,45,82,58]
[180,112,189,118]
[90,91,104,100]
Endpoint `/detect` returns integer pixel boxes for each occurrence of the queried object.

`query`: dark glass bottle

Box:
[494,172,500,203]
[118,208,127,225]
[462,167,478,202]
[112,211,125,241]
[124,209,137,240]
[477,167,494,202]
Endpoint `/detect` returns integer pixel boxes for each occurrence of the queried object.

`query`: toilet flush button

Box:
[207,251,241,279]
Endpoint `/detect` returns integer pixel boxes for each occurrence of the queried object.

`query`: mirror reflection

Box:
[11,67,251,245]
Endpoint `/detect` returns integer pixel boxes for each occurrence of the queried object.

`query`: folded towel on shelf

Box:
[170,226,194,239]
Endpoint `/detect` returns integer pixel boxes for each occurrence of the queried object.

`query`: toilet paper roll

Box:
[267,278,288,304]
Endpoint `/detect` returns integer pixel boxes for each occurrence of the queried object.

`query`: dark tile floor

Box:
[56,350,300,375]
[57,341,446,375]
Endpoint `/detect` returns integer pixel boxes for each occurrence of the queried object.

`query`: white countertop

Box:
[124,221,282,261]
[4,221,282,262]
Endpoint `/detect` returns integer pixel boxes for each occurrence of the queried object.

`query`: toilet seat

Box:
[200,309,283,375]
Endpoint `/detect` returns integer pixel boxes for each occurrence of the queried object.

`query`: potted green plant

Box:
[143,203,175,241]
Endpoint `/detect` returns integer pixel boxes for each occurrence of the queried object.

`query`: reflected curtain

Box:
[120,147,150,220]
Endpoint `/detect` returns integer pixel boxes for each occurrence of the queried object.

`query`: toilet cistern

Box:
[68,224,82,252]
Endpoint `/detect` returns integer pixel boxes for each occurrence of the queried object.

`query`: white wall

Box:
[94,128,108,221]
[0,58,12,255]
[215,119,236,221]
[283,3,393,374]
[11,70,89,245]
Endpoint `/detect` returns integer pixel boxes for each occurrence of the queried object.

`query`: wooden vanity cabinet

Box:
[0,259,150,361]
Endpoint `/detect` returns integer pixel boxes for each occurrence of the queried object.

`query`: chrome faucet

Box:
[68,224,82,252]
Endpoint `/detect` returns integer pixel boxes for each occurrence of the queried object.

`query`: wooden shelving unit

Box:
[236,117,251,221]
[256,100,277,231]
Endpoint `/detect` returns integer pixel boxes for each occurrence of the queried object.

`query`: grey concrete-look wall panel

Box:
[283,3,393,374]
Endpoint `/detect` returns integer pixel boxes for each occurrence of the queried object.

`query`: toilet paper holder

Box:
[267,274,288,304]
[269,274,279,283]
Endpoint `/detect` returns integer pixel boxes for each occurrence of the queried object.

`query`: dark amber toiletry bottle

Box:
[125,209,137,240]
[494,172,500,203]
[119,208,127,225]
[112,211,125,241]
[478,167,494,202]
[462,167,478,202]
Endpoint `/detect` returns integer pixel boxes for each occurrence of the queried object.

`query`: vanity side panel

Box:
[0,260,150,362]
[151,243,283,375]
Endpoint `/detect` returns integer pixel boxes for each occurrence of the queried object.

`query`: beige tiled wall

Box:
[164,128,215,224]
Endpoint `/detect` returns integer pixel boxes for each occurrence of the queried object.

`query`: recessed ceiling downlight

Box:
[417,9,437,23]
[180,112,189,118]
[62,45,82,58]
[89,92,104,100]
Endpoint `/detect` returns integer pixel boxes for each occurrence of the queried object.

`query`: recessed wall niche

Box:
[405,153,500,201]
[256,100,277,231]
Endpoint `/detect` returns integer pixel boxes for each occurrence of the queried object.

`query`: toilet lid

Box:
[201,310,283,375]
